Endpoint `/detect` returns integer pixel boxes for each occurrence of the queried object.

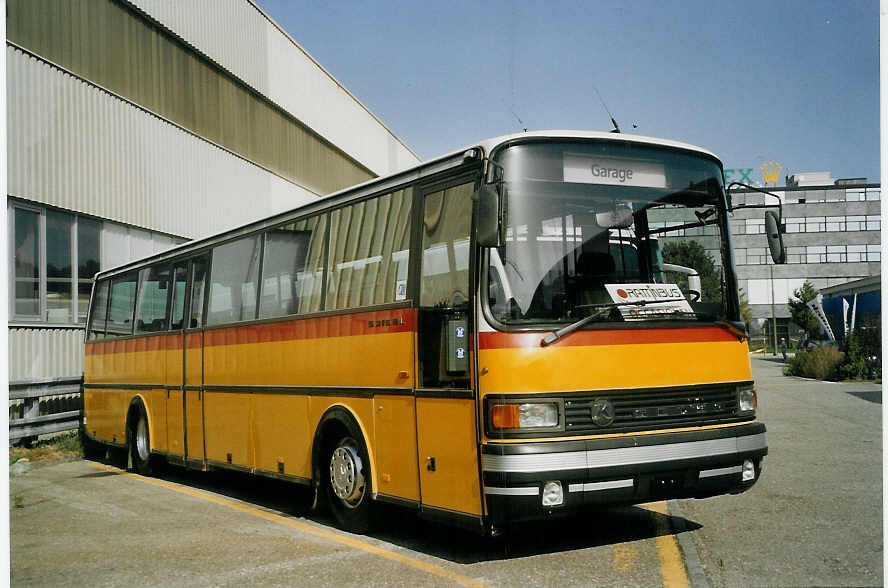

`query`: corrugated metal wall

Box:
[128,0,271,98]
[7,45,318,240]
[9,328,85,381]
[6,0,375,196]
[128,0,420,176]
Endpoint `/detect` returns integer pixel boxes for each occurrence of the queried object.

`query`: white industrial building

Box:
[728,175,880,345]
[7,0,419,385]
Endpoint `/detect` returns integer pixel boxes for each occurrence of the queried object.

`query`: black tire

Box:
[325,429,373,533]
[128,400,153,476]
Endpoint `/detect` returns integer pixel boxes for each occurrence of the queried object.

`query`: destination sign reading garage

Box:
[564,154,667,188]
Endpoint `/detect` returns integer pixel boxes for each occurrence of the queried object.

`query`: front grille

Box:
[564,385,739,434]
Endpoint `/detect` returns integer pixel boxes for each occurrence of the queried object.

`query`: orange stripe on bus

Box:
[84,308,417,355]
[478,327,736,349]
[85,333,183,355]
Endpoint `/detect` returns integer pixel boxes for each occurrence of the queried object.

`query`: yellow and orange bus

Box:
[83,131,771,534]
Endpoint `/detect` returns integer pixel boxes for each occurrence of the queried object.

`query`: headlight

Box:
[738,385,757,414]
[491,402,559,429]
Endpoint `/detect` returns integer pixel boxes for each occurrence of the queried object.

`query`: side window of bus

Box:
[260,215,327,318]
[419,181,474,388]
[87,280,110,340]
[135,265,171,334]
[326,188,413,310]
[189,257,208,328]
[106,272,138,337]
[169,262,188,330]
[207,237,261,326]
[421,183,472,308]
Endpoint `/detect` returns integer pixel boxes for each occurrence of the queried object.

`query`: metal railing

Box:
[9,377,83,445]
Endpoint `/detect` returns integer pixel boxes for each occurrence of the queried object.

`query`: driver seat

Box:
[575,251,616,307]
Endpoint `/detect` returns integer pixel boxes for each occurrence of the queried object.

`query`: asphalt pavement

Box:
[679,355,882,587]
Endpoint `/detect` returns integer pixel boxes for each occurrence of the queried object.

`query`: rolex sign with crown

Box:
[760,161,782,185]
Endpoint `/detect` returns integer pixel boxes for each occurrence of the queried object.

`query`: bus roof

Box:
[470,130,721,163]
[94,130,723,280]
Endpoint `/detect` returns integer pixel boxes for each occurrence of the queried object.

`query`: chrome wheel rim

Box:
[136,416,149,462]
[329,442,365,508]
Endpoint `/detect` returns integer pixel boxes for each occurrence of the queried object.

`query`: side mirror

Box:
[476,183,504,247]
[765,210,786,264]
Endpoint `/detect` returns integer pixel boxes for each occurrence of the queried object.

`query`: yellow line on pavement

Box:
[646,501,690,588]
[87,462,491,588]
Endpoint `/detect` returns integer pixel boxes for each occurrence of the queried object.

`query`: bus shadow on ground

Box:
[88,455,702,564]
[369,503,702,563]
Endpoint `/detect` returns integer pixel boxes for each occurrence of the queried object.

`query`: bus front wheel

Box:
[326,434,373,533]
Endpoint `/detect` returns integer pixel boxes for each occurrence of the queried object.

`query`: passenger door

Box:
[184,256,208,466]
[414,178,483,521]
[165,261,189,456]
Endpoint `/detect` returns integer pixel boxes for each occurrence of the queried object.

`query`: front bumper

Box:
[482,422,767,525]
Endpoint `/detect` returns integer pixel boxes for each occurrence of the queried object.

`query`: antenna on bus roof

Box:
[593,86,621,133]
[510,108,527,133]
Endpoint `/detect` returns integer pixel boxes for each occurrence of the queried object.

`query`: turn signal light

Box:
[491,404,520,429]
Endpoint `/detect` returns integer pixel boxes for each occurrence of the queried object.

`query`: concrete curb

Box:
[668,499,710,588]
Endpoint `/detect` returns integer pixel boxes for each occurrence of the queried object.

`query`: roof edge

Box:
[245,0,419,161]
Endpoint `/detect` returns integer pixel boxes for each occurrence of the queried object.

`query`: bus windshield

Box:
[486,141,738,327]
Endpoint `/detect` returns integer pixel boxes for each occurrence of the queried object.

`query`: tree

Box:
[788,281,822,343]
[661,240,721,302]
[739,287,753,332]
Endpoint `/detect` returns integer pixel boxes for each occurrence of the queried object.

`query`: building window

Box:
[846,216,866,231]
[785,247,805,264]
[775,214,878,234]
[804,217,826,233]
[826,245,846,263]
[45,211,73,323]
[745,248,768,265]
[745,218,765,234]
[78,217,101,321]
[846,189,865,202]
[866,188,880,201]
[806,246,826,264]
[12,207,40,318]
[9,201,185,324]
[784,217,804,233]
[825,216,845,232]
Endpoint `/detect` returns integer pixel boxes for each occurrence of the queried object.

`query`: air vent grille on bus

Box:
[564,386,740,434]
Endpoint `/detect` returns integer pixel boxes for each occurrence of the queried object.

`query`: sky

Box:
[255,0,880,184]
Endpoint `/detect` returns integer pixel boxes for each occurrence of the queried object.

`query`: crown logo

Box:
[760,161,782,185]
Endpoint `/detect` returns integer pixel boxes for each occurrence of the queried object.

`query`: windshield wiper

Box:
[540,298,686,347]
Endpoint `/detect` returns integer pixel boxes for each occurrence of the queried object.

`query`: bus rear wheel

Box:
[326,435,373,533]
[128,402,153,476]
